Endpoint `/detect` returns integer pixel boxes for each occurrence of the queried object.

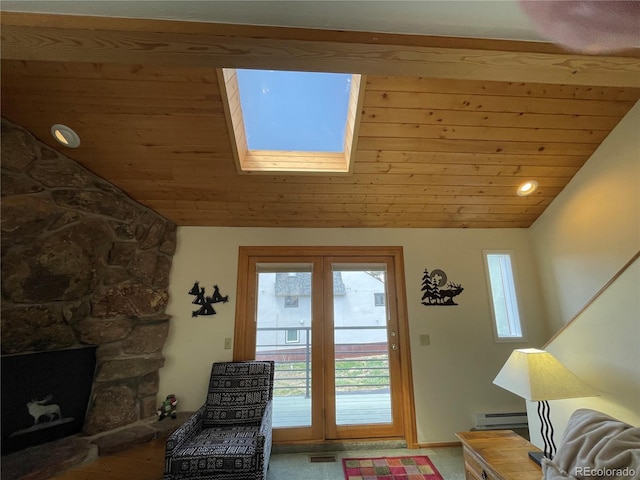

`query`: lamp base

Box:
[528,451,546,466]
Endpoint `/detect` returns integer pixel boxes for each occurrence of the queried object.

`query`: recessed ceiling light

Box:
[51,124,80,148]
[517,180,538,197]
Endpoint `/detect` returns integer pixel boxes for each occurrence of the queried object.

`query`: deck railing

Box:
[255,326,390,398]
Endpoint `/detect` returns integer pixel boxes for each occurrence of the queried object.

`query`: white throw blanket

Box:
[542,408,640,480]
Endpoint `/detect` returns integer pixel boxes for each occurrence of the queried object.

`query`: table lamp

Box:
[493,348,598,466]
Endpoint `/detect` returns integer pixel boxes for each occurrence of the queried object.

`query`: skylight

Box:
[237,69,350,152]
[219,68,363,173]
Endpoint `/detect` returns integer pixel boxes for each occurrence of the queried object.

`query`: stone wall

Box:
[1,118,176,436]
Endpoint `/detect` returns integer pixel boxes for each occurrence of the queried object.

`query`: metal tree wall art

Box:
[421,268,464,306]
[188,281,229,317]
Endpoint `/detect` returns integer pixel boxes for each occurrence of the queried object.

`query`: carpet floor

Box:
[45,439,465,480]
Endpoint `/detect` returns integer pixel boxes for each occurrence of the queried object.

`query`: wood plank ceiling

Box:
[2,13,639,228]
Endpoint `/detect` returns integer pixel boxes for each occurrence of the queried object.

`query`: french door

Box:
[234,247,415,445]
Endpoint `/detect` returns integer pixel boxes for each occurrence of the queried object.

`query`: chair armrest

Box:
[259,399,273,470]
[260,399,273,438]
[165,405,205,455]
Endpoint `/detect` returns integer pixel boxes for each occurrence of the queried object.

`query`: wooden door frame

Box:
[234,245,417,448]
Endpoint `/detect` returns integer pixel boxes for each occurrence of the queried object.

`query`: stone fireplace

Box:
[1,118,178,466]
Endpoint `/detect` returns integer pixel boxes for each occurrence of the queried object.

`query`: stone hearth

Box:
[1,412,193,480]
[1,117,177,469]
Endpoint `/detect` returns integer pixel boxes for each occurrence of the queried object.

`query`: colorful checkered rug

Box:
[342,456,444,480]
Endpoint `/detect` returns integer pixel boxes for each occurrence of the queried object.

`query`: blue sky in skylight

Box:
[236,69,351,152]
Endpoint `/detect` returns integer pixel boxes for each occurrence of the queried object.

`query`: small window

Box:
[483,251,526,342]
[285,328,300,344]
[284,295,299,308]
[374,293,385,306]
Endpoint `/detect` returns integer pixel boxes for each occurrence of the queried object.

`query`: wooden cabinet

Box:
[456,430,542,480]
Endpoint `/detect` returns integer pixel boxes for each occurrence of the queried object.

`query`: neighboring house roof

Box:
[275,272,346,296]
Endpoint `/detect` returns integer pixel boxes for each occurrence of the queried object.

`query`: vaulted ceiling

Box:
[1,10,639,228]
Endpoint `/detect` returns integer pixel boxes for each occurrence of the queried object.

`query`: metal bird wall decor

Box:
[188,281,229,317]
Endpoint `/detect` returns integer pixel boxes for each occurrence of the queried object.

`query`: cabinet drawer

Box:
[463,446,501,480]
[457,431,541,480]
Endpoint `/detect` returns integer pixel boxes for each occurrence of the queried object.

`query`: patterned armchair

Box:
[164,361,274,480]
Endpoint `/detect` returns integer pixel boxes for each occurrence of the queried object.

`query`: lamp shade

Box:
[493,348,598,401]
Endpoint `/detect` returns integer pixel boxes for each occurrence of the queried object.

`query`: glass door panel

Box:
[332,266,392,426]
[254,264,313,429]
[324,257,404,440]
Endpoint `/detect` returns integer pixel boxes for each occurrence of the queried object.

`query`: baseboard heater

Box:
[475,412,528,430]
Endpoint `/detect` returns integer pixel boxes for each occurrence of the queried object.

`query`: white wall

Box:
[159,227,548,443]
[530,101,640,333]
[525,101,640,449]
[526,258,640,448]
